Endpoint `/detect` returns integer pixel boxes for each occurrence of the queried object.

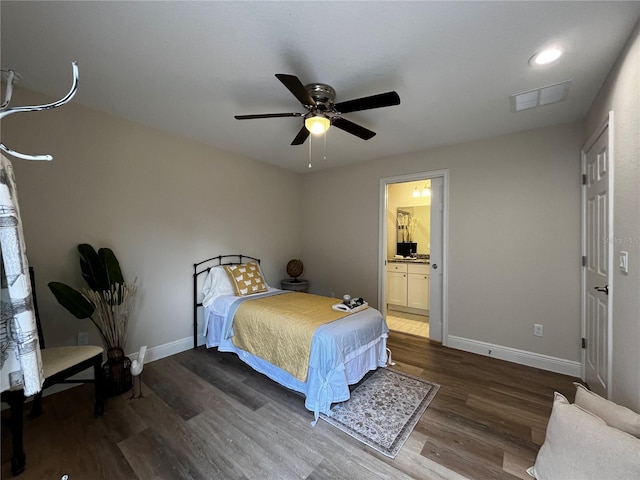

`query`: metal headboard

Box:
[192,254,260,349]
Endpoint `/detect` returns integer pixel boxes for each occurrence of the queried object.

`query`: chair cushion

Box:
[41,346,104,379]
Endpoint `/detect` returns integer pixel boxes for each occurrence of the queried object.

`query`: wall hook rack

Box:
[0,61,79,161]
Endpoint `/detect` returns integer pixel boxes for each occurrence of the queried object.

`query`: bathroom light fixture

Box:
[305,115,330,135]
[529,48,563,66]
[413,185,431,197]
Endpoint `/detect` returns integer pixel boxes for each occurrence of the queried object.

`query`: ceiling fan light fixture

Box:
[305,115,331,135]
[235,74,400,146]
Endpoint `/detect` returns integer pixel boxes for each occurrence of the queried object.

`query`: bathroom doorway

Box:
[379,171,448,343]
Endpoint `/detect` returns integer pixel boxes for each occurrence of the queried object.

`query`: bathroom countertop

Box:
[387,258,430,264]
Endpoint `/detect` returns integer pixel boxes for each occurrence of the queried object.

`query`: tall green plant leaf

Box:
[78,243,107,291]
[48,282,95,319]
[98,247,124,287]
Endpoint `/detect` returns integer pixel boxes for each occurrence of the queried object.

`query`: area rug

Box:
[320,367,440,458]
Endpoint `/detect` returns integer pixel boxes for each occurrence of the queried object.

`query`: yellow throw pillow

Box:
[224,262,268,296]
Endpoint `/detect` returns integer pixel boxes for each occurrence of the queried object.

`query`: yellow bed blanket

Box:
[231,292,360,381]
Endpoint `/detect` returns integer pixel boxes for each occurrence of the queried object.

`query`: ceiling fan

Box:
[234,74,401,145]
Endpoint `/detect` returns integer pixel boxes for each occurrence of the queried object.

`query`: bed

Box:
[193,255,389,422]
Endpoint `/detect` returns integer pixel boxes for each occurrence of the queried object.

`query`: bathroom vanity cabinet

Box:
[386,262,429,312]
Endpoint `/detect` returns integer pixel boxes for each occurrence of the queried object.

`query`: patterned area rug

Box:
[320,367,440,458]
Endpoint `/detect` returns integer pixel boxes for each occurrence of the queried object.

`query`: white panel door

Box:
[584,121,611,398]
[429,177,444,341]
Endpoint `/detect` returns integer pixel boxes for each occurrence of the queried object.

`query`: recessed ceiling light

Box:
[529,48,563,66]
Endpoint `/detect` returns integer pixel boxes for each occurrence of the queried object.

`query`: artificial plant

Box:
[48,244,137,351]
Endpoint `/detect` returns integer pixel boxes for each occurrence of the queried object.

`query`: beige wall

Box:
[302,122,583,363]
[584,22,640,411]
[7,39,636,397]
[5,87,302,354]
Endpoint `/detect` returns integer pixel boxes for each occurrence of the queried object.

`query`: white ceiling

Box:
[2,1,639,173]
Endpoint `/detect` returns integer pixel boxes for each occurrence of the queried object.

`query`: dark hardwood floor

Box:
[2,332,578,479]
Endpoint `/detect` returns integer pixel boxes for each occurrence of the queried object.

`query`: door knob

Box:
[594,285,609,295]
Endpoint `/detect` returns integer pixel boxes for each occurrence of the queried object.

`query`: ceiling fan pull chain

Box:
[308,135,313,169]
[323,130,327,161]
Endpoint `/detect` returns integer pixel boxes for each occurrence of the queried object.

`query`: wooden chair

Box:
[1,267,104,476]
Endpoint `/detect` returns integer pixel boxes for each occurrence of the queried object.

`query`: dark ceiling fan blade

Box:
[276,74,316,107]
[331,117,376,140]
[291,125,311,145]
[334,91,400,114]
[235,112,302,120]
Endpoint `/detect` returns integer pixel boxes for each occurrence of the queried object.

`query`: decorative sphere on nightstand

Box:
[286,259,304,281]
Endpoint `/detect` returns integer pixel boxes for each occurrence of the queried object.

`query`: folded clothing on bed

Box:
[231,292,354,381]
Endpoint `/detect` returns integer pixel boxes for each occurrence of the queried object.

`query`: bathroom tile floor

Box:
[385,309,429,338]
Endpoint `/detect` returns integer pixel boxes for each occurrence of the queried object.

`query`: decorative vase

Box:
[102,347,132,397]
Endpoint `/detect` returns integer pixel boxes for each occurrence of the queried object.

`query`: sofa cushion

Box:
[574,382,640,438]
[527,392,640,480]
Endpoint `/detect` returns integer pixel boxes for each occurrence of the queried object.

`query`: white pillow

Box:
[202,266,235,307]
[574,382,640,438]
[528,392,640,480]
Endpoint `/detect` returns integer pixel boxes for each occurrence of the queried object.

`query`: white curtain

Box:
[0,153,43,395]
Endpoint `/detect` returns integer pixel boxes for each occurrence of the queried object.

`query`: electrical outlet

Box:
[534,324,543,337]
[77,332,89,345]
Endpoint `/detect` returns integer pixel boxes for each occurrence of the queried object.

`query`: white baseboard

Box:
[4,334,581,410]
[447,335,581,377]
[2,337,198,409]
[387,305,429,316]
[136,336,194,363]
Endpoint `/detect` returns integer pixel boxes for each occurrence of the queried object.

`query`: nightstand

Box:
[280,279,309,293]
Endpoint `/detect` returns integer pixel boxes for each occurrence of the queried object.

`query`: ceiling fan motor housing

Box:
[305,83,336,110]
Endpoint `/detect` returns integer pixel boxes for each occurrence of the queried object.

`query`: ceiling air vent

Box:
[510,80,572,112]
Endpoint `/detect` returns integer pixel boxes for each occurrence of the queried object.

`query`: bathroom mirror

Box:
[397,208,412,243]
[397,206,430,254]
